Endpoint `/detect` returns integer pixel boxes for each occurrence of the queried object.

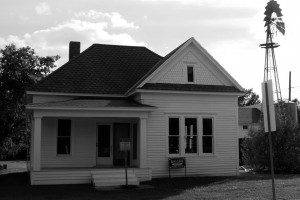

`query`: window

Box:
[185,118,197,153]
[168,118,180,154]
[243,125,248,130]
[57,119,71,155]
[203,118,213,153]
[187,66,194,82]
[167,115,214,156]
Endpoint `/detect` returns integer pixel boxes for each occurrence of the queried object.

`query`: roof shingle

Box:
[30,44,162,95]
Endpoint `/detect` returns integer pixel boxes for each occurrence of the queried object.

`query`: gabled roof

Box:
[135,37,244,93]
[30,44,162,95]
[29,38,243,96]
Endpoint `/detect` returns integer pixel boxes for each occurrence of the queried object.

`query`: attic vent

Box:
[69,41,80,61]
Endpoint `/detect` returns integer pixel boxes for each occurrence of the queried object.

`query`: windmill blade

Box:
[276,21,285,35]
[264,0,283,18]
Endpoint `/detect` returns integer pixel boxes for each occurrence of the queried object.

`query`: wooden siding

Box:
[148,43,233,86]
[140,92,239,177]
[41,118,97,168]
[40,117,140,169]
[157,51,222,85]
[31,168,151,185]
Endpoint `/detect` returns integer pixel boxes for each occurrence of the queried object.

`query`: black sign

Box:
[168,157,185,169]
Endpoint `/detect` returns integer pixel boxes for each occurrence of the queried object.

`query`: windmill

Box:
[260,0,285,112]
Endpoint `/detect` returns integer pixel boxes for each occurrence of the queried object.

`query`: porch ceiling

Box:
[26,98,155,111]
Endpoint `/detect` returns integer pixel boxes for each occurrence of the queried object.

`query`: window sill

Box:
[56,154,71,157]
[167,153,216,158]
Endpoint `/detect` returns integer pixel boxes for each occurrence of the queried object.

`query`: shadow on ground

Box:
[1,172,299,200]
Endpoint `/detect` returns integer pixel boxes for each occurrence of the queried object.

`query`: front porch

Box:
[31,167,152,185]
[27,98,155,185]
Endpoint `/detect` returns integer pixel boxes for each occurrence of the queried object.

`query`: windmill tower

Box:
[260,0,285,111]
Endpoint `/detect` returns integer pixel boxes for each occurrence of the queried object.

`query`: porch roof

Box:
[26,98,155,111]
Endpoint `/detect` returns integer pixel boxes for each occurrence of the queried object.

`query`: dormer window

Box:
[187,66,194,82]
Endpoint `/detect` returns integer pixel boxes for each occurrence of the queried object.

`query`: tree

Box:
[242,108,300,173]
[238,88,261,107]
[0,44,60,158]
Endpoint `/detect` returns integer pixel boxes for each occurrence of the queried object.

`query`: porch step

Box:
[91,169,139,189]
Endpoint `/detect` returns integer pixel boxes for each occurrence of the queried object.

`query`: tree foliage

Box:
[0,44,59,157]
[242,106,300,173]
[238,88,261,107]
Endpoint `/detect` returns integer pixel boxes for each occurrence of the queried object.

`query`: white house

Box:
[26,37,244,187]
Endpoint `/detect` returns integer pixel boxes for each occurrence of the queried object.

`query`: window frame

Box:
[184,117,198,155]
[56,119,72,157]
[187,65,195,83]
[201,117,215,155]
[167,116,181,156]
[166,114,215,157]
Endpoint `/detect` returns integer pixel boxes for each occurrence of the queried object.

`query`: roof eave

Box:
[135,89,244,96]
[26,105,156,112]
[26,91,126,98]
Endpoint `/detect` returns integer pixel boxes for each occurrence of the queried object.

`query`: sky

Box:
[1,0,299,100]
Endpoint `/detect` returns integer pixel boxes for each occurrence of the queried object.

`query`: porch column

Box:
[32,117,42,171]
[139,117,147,168]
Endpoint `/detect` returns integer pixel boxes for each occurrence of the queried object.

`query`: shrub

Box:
[242,107,300,173]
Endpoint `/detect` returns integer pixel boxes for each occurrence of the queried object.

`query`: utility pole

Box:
[289,71,291,101]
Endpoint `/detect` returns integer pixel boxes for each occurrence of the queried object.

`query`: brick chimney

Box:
[69,41,80,60]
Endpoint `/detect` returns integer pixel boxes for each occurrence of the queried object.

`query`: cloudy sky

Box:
[1,0,299,100]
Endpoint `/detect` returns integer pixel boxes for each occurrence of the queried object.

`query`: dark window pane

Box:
[57,138,71,154]
[185,118,197,135]
[169,118,179,135]
[243,125,248,130]
[187,66,194,82]
[203,136,212,153]
[133,124,137,160]
[98,125,110,157]
[203,118,212,135]
[58,119,71,136]
[169,136,179,154]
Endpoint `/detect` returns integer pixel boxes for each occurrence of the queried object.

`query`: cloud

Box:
[0,10,144,67]
[35,2,52,15]
[0,35,27,48]
[75,10,139,29]
[140,0,263,8]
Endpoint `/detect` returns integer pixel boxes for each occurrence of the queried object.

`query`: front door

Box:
[114,123,130,166]
[97,124,113,166]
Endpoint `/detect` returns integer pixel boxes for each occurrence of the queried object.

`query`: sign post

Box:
[120,138,131,187]
[262,80,276,200]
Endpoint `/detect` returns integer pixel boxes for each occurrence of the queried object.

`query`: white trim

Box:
[187,65,195,83]
[201,116,215,155]
[135,89,244,96]
[27,91,126,98]
[32,117,42,171]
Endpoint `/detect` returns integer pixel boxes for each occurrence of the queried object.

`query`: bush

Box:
[242,108,300,173]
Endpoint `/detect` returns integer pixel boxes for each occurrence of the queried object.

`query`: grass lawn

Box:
[0,172,300,199]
